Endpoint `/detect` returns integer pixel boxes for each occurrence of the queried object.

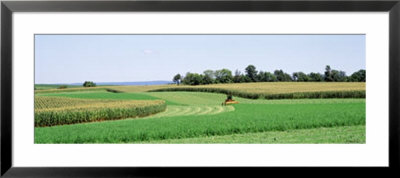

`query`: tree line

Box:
[172,65,366,85]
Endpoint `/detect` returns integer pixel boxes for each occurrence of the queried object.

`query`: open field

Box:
[35,86,365,143]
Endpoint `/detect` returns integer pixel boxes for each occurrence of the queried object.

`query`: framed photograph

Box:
[1,0,399,177]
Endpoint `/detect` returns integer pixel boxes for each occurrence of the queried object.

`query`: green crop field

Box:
[148,82,366,99]
[35,96,166,127]
[140,125,366,144]
[34,82,366,144]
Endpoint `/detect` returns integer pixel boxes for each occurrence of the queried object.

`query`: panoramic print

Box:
[34,34,366,144]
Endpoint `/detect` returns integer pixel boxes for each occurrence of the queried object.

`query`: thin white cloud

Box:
[143,49,154,54]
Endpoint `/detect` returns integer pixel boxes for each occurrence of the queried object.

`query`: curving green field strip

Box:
[146,105,235,118]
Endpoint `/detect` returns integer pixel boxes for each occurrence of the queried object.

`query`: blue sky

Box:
[35,34,365,84]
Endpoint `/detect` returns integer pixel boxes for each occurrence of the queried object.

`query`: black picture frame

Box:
[1,0,399,177]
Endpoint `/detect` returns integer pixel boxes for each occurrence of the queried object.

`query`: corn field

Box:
[35,96,166,127]
[149,87,365,99]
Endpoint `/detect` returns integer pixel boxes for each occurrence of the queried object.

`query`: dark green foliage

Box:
[214,69,233,83]
[293,72,311,82]
[58,85,68,89]
[308,72,324,82]
[106,89,124,93]
[348,69,366,82]
[331,70,347,82]
[324,65,333,82]
[201,74,214,85]
[233,70,245,83]
[83,81,96,87]
[244,76,253,82]
[245,65,258,82]
[324,66,349,82]
[173,64,365,85]
[257,71,277,82]
[203,70,215,84]
[274,70,292,81]
[182,72,203,85]
[173,74,182,85]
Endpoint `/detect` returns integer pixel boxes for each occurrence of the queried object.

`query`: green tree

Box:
[202,70,215,84]
[203,70,215,79]
[173,74,182,85]
[324,65,333,82]
[274,70,292,81]
[215,69,233,83]
[308,72,324,82]
[83,81,96,87]
[258,71,277,82]
[233,70,245,83]
[348,69,366,82]
[245,65,258,82]
[182,72,202,85]
[292,72,299,81]
[293,72,310,82]
[331,70,347,82]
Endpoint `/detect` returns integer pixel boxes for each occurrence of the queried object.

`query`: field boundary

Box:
[35,87,125,94]
[148,87,366,99]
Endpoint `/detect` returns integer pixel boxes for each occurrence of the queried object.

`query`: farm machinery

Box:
[222,94,239,106]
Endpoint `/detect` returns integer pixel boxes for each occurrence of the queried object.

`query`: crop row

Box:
[35,96,166,127]
[35,96,115,109]
[148,87,365,99]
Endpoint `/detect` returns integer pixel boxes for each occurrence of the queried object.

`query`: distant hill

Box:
[37,81,173,86]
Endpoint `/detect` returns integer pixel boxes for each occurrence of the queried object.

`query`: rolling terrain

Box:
[34,82,366,144]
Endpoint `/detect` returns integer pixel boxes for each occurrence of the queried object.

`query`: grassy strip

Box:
[35,96,166,127]
[139,125,366,144]
[148,87,365,99]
